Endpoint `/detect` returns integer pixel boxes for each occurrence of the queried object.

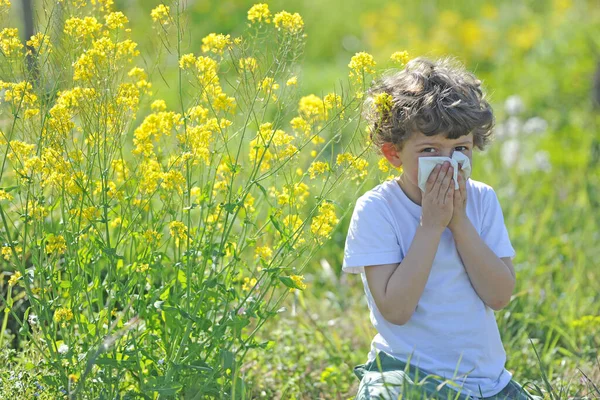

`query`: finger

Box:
[437,164,453,199]
[445,180,455,204]
[425,164,442,194]
[459,171,467,193]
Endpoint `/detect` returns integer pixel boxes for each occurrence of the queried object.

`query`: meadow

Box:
[0,0,599,398]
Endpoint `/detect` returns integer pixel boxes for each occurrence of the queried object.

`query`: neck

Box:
[397,175,423,206]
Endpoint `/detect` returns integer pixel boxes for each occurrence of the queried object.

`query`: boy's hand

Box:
[448,169,467,232]
[421,161,454,233]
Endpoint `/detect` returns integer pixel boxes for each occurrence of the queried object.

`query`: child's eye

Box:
[421,148,436,153]
[455,146,468,151]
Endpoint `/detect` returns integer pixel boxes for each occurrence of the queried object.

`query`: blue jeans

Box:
[354,350,541,400]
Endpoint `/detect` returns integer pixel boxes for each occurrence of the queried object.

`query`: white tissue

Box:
[417,152,471,192]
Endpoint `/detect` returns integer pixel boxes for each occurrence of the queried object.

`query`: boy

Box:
[342,57,539,399]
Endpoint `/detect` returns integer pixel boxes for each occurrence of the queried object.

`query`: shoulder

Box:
[353,181,395,215]
[466,178,497,202]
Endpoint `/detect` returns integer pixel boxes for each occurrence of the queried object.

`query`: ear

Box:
[381,142,403,168]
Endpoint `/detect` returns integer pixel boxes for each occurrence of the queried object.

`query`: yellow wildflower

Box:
[311,202,339,245]
[0,189,13,201]
[161,169,185,194]
[247,3,271,23]
[169,221,188,245]
[135,263,149,273]
[239,57,258,73]
[8,271,21,286]
[390,50,410,65]
[116,83,140,112]
[54,307,74,323]
[105,11,128,29]
[179,53,196,69]
[151,99,167,112]
[290,116,311,136]
[64,17,102,40]
[46,234,67,255]
[151,4,170,24]
[201,33,232,55]
[286,76,297,86]
[378,158,390,173]
[258,77,279,102]
[26,33,52,55]
[242,276,258,291]
[373,92,393,114]
[273,11,304,34]
[298,94,326,122]
[308,161,329,179]
[289,274,307,292]
[69,374,79,383]
[0,28,23,56]
[348,52,376,84]
[254,245,273,262]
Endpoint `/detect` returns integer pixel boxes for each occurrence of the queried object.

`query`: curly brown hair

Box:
[364,56,494,155]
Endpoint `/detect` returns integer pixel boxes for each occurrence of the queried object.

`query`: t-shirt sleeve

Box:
[342,194,403,274]
[481,188,516,259]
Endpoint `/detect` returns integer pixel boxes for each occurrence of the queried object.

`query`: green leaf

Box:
[279,276,301,290]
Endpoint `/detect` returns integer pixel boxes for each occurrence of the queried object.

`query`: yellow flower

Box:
[26,33,52,55]
[289,274,307,292]
[0,28,23,56]
[336,153,369,181]
[105,11,128,29]
[8,271,21,286]
[169,221,188,246]
[254,246,273,263]
[286,76,298,86]
[239,57,258,73]
[201,33,232,55]
[151,99,167,112]
[378,158,390,173]
[161,170,185,194]
[64,17,102,41]
[179,53,196,69]
[390,51,409,65]
[242,276,258,291]
[273,11,304,34]
[135,263,149,273]
[308,161,329,179]
[247,3,271,23]
[290,116,311,136]
[2,81,37,108]
[258,77,279,102]
[310,202,339,245]
[54,307,74,323]
[0,189,13,201]
[373,92,393,114]
[0,0,11,9]
[151,4,170,24]
[348,52,376,84]
[69,374,79,383]
[46,234,67,255]
[298,94,326,122]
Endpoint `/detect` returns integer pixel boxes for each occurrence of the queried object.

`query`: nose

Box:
[441,149,454,158]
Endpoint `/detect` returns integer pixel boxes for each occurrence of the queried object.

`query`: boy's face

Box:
[382,131,473,190]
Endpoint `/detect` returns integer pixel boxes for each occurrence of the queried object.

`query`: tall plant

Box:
[0,0,403,397]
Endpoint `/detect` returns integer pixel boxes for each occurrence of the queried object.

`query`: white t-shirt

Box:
[342,177,516,399]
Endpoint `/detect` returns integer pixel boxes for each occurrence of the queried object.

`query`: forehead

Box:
[408,131,473,145]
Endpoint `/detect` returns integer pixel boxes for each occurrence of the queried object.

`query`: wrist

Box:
[449,218,473,237]
[418,222,445,237]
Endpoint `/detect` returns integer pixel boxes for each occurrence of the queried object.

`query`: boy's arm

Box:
[365,225,443,325]
[450,218,516,310]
